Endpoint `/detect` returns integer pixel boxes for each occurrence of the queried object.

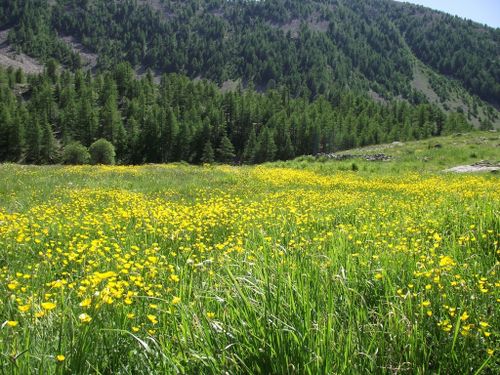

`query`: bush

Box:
[89,139,116,165]
[62,142,90,165]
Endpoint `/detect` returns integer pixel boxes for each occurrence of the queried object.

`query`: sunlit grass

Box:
[0,161,498,374]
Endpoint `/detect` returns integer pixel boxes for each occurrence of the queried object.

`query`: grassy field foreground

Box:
[0,138,499,373]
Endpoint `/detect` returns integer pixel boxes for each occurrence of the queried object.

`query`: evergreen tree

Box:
[254,127,277,163]
[115,122,128,163]
[8,108,25,162]
[0,105,12,161]
[276,125,294,160]
[142,105,161,163]
[15,68,24,84]
[25,118,42,164]
[41,119,58,164]
[217,134,236,163]
[46,59,59,83]
[201,140,215,164]
[310,122,321,155]
[176,120,192,162]
[161,107,179,162]
[242,126,258,164]
[126,117,143,164]
[77,94,98,146]
[59,88,77,144]
[100,92,122,144]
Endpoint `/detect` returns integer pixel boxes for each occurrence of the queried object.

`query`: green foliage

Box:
[3,0,498,105]
[1,0,80,68]
[243,127,258,164]
[24,119,42,164]
[62,142,90,165]
[89,138,116,165]
[0,64,476,166]
[254,127,277,163]
[201,140,215,164]
[216,134,236,163]
[41,119,59,164]
[387,1,500,104]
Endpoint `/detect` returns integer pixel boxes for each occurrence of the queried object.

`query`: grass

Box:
[280,131,500,175]
[0,132,499,374]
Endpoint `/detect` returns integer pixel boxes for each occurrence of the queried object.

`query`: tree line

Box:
[0,63,471,165]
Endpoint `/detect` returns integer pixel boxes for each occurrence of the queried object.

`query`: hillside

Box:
[1,2,499,103]
[0,0,499,165]
[280,131,500,174]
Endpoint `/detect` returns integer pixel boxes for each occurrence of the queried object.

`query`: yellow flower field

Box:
[0,164,498,373]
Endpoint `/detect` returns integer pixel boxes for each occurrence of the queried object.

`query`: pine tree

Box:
[126,117,142,164]
[142,105,161,163]
[15,68,24,84]
[176,120,192,162]
[201,140,215,164]
[310,122,321,155]
[41,119,58,164]
[100,94,122,144]
[77,94,98,146]
[275,120,294,161]
[0,105,12,161]
[59,88,77,144]
[161,107,179,162]
[242,126,258,164]
[217,134,236,163]
[46,59,59,83]
[115,122,128,163]
[254,127,277,163]
[193,119,212,163]
[7,108,25,162]
[25,117,42,164]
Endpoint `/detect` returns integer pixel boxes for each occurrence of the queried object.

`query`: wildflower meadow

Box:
[0,162,498,373]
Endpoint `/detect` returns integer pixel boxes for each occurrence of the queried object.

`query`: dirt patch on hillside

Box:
[138,0,175,19]
[61,36,98,70]
[269,13,329,38]
[221,79,242,93]
[411,65,439,103]
[0,29,44,74]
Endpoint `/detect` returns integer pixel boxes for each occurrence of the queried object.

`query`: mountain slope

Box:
[1,1,498,104]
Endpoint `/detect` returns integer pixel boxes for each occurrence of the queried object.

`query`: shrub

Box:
[62,142,90,165]
[89,139,116,165]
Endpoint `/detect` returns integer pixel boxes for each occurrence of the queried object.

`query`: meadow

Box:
[0,134,499,374]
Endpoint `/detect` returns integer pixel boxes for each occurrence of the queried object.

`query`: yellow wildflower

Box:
[18,304,30,313]
[41,302,57,311]
[147,315,158,325]
[172,296,181,305]
[460,311,469,322]
[78,313,92,323]
[79,298,91,308]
